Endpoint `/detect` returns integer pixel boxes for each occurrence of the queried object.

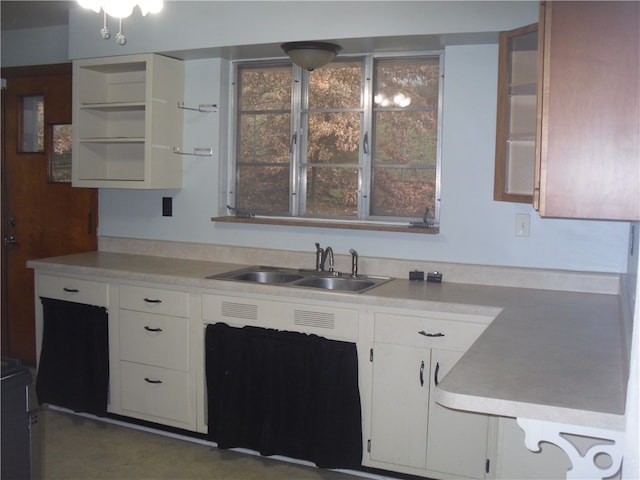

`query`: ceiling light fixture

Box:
[77,0,163,45]
[281,41,343,71]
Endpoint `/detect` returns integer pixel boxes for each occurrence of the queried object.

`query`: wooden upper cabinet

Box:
[494,23,538,204]
[534,1,640,221]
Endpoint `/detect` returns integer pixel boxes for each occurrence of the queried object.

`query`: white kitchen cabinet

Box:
[72,53,184,189]
[366,309,493,479]
[116,283,197,430]
[201,291,359,342]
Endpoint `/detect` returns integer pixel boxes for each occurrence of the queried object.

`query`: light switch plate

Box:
[515,213,530,237]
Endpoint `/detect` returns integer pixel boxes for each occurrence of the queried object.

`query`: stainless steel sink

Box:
[207,266,304,284]
[208,266,391,293]
[294,276,377,292]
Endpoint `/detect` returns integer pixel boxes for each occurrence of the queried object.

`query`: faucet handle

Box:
[315,243,324,271]
[349,249,359,277]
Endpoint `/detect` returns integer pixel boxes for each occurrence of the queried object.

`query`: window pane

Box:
[308,61,362,109]
[239,65,291,110]
[239,113,291,164]
[238,165,290,213]
[374,58,440,109]
[236,64,292,213]
[21,95,44,152]
[50,124,72,182]
[306,167,358,217]
[371,168,437,218]
[374,110,438,166]
[371,56,440,219]
[307,112,360,164]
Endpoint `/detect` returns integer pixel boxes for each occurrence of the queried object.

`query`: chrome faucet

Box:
[320,246,334,273]
[349,248,359,278]
[314,242,324,271]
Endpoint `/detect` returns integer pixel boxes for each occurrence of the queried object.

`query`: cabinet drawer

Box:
[119,310,189,371]
[120,361,190,424]
[38,273,108,307]
[120,285,189,317]
[375,313,488,352]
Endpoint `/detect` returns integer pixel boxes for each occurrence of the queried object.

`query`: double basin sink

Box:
[208,266,391,294]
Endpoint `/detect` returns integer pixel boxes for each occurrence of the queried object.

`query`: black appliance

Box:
[1,357,40,480]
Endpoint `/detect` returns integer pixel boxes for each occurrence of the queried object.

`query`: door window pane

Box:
[50,124,72,182]
[21,95,44,152]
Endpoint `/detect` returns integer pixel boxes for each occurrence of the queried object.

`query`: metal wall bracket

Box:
[173,147,213,157]
[177,102,217,113]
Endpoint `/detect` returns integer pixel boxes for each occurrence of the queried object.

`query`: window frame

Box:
[227,51,444,226]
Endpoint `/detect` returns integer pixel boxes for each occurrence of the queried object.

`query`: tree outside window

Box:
[232,53,442,224]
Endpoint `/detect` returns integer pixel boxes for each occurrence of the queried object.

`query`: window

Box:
[231,53,442,224]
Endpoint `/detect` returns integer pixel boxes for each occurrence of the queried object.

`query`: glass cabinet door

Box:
[494,23,538,203]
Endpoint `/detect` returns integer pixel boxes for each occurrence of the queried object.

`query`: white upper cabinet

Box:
[72,53,184,189]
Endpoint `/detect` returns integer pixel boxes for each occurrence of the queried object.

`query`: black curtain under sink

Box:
[36,298,109,416]
[205,322,362,469]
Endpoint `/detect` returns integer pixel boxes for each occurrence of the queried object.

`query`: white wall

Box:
[1,25,69,66]
[2,1,631,274]
[97,45,630,273]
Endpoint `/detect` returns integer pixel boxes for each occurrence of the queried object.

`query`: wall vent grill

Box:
[294,310,335,329]
[221,302,258,321]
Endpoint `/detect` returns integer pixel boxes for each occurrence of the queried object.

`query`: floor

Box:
[39,407,370,480]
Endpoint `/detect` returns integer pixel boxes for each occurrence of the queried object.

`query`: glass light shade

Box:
[137,0,163,16]
[77,0,102,13]
[102,0,135,18]
[281,41,342,71]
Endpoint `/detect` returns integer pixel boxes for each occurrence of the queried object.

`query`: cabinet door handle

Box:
[418,330,444,337]
[144,378,163,384]
[143,298,162,304]
[419,360,425,387]
[434,362,440,386]
[63,287,79,293]
[144,326,163,332]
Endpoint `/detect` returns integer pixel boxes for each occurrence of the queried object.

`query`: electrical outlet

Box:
[515,213,530,237]
[162,197,173,217]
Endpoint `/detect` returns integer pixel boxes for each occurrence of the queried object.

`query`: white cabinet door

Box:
[426,348,490,479]
[369,342,429,470]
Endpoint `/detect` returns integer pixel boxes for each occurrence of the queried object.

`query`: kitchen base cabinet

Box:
[426,348,490,478]
[366,309,493,479]
[114,283,197,431]
[33,273,112,415]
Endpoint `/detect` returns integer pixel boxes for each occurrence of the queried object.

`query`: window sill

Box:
[211,216,439,234]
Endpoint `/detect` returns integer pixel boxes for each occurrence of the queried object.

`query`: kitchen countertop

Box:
[27,251,627,431]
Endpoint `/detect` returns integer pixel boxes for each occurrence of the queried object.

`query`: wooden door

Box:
[1,64,98,364]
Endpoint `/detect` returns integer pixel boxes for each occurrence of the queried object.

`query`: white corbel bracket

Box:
[517,418,625,480]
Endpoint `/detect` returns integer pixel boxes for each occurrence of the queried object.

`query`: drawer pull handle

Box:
[63,288,79,293]
[419,360,425,387]
[143,298,162,304]
[144,378,163,384]
[144,326,163,332]
[418,330,444,337]
[434,362,440,386]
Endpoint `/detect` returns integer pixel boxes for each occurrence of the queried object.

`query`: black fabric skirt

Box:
[36,297,109,416]
[205,322,362,469]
